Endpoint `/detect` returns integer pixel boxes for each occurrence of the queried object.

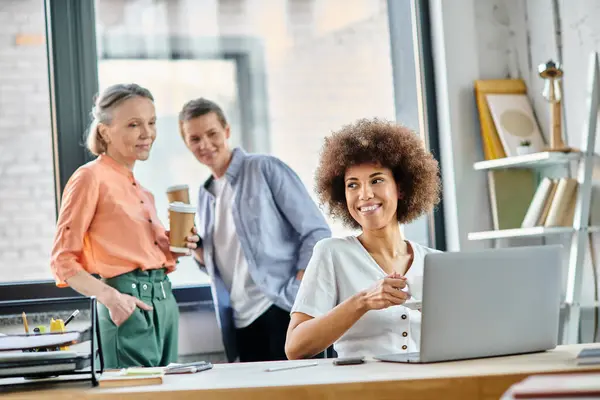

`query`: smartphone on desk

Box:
[333,356,365,366]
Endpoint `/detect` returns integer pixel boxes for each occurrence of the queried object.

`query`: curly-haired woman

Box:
[285,118,441,360]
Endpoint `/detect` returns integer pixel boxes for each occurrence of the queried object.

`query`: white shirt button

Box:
[143,284,148,290]
[131,283,136,289]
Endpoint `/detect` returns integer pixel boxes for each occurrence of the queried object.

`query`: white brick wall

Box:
[0,0,55,282]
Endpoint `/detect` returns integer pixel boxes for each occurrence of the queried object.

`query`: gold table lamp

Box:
[538,60,574,152]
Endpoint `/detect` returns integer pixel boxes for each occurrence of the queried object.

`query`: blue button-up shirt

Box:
[196,148,331,361]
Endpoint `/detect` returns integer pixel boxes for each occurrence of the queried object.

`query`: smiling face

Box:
[181,112,232,177]
[98,96,156,166]
[344,163,400,231]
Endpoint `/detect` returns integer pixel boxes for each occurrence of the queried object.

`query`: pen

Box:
[22,312,29,334]
[64,309,80,326]
[265,362,318,372]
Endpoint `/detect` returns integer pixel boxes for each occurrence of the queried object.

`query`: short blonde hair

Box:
[85,83,154,156]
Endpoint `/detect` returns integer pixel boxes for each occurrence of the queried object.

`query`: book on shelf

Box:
[487,169,537,230]
[521,177,555,228]
[559,187,578,227]
[520,177,579,229]
[536,180,559,226]
[544,178,578,227]
[474,79,528,160]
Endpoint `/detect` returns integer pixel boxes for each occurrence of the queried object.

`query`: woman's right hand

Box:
[361,273,410,311]
[105,291,153,326]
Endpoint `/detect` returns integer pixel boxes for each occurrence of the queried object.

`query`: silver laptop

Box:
[375,245,562,363]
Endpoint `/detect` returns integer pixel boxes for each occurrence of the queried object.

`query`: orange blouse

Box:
[50,155,176,286]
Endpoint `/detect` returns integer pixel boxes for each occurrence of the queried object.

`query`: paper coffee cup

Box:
[167,184,190,204]
[168,202,196,253]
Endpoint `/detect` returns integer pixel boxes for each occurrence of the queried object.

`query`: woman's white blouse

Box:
[291,236,440,358]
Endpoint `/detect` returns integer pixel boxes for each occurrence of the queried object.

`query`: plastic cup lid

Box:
[169,201,196,213]
[167,184,189,193]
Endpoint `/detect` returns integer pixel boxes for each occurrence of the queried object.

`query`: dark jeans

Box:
[235,305,291,362]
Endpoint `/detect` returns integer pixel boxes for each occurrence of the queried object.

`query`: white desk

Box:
[2,344,600,400]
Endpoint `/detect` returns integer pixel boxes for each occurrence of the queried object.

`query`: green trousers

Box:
[98,269,179,369]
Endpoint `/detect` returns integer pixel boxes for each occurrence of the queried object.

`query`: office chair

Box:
[319,345,336,359]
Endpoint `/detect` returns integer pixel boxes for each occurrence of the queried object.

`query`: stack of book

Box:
[576,347,600,365]
[521,177,579,228]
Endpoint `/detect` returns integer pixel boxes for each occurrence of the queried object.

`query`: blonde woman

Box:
[51,84,198,368]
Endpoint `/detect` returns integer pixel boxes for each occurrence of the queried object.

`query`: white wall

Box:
[430,0,493,252]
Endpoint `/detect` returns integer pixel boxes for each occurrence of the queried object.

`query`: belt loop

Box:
[160,281,167,299]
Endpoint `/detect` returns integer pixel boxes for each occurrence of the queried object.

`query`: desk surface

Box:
[3,344,600,400]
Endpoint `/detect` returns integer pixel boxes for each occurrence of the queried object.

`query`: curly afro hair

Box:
[315,118,441,229]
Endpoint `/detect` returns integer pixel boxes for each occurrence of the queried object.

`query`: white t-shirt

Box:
[212,177,273,328]
[291,236,440,358]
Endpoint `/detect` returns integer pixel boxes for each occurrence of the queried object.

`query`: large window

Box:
[0,0,55,283]
[0,0,442,301]
[93,0,435,245]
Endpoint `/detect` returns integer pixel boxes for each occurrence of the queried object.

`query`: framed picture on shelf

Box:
[485,93,546,157]
[474,79,528,161]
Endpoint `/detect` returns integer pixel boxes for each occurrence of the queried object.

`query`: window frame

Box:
[387,0,446,250]
[0,0,444,308]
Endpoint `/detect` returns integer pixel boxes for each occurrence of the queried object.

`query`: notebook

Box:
[576,347,600,365]
[98,371,164,388]
[511,373,600,398]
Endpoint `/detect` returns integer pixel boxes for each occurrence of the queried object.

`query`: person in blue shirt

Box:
[178,98,331,363]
